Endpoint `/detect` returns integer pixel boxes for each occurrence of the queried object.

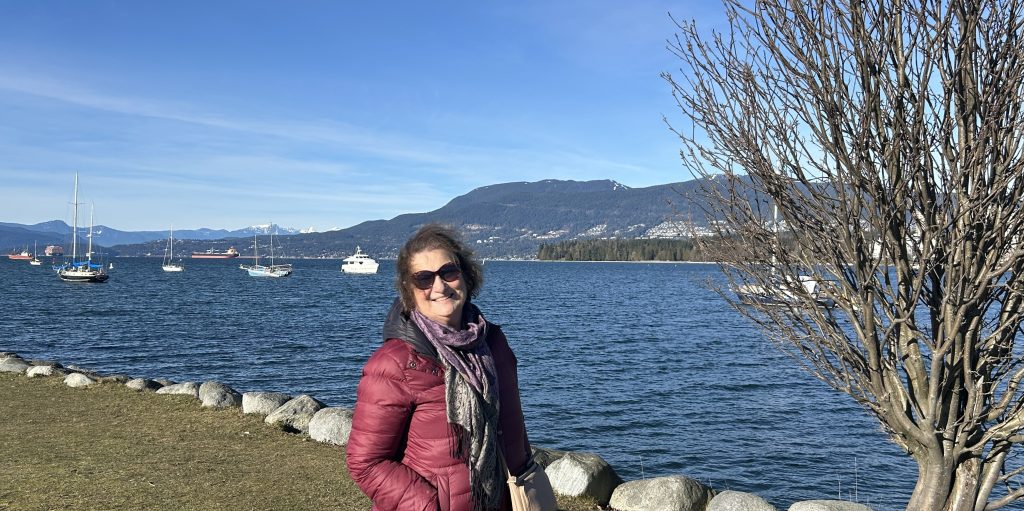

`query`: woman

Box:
[346,224,534,511]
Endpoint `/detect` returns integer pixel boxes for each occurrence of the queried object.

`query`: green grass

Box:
[0,373,603,511]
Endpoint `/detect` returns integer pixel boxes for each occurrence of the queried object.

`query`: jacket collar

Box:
[382,298,438,360]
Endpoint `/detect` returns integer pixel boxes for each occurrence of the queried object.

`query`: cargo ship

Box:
[191,247,240,259]
[7,249,32,260]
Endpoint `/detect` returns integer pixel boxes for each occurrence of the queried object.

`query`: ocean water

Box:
[0,257,914,509]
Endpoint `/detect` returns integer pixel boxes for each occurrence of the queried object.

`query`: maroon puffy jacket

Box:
[346,302,532,511]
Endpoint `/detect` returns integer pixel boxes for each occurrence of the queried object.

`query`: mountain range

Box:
[2,178,710,259]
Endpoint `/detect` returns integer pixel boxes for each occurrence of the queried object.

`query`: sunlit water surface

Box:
[1,258,913,509]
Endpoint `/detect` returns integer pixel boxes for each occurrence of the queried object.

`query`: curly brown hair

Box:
[395,224,484,313]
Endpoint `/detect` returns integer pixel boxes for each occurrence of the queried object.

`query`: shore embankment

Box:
[0,353,877,511]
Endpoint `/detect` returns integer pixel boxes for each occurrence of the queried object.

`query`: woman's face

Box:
[409,248,466,328]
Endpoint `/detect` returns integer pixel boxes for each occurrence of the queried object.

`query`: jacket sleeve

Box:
[346,341,439,511]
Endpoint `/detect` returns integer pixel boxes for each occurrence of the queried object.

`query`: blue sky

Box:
[0,1,721,232]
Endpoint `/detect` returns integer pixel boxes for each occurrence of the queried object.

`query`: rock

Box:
[709,490,777,511]
[64,373,97,388]
[97,374,131,384]
[26,365,67,378]
[532,446,567,468]
[199,381,242,408]
[308,407,354,446]
[0,356,31,374]
[609,475,715,511]
[546,451,623,505]
[155,378,175,386]
[156,382,201,398]
[125,378,163,392]
[789,501,873,511]
[265,394,326,433]
[28,359,63,369]
[242,392,292,415]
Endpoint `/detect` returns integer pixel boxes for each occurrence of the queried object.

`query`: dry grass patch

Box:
[0,373,602,511]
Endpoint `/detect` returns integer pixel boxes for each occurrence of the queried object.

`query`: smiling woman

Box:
[345,224,554,511]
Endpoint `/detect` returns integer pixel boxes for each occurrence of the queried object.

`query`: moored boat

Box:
[239,230,292,278]
[341,246,379,274]
[57,174,109,283]
[161,226,184,272]
[7,249,32,260]
[192,247,240,259]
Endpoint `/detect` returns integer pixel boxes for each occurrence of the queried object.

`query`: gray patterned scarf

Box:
[410,305,502,510]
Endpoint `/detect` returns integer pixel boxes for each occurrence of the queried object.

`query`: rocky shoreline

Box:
[0,351,875,511]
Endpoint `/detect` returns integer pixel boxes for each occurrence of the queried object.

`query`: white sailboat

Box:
[161,226,184,272]
[57,174,109,283]
[29,241,42,265]
[239,226,293,278]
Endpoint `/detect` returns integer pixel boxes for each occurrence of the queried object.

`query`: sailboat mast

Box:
[170,225,174,259]
[71,173,79,261]
[88,204,94,263]
[253,234,259,265]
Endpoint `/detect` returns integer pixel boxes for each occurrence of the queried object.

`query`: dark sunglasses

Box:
[410,263,462,290]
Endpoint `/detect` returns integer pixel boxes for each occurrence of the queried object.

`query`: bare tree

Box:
[664,0,1024,509]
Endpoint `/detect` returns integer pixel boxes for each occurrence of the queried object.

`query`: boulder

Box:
[28,359,64,369]
[199,381,242,408]
[156,382,201,398]
[0,356,30,374]
[789,501,873,511]
[155,378,175,386]
[546,451,623,505]
[64,372,97,388]
[242,392,292,416]
[532,446,567,468]
[609,475,715,511]
[26,365,67,378]
[98,374,131,384]
[126,378,163,392]
[708,490,776,511]
[308,407,354,446]
[265,395,326,433]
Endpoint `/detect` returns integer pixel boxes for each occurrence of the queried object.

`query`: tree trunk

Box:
[948,458,982,511]
[907,455,955,511]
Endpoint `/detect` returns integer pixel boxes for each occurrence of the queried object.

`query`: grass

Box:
[0,373,603,511]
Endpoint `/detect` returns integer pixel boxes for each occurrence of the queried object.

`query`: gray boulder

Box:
[789,501,873,511]
[156,382,201,398]
[609,475,715,511]
[28,359,64,369]
[98,374,131,384]
[708,490,776,511]
[64,372,97,388]
[265,394,326,433]
[242,392,292,416]
[199,381,242,408]
[126,378,163,392]
[546,451,623,505]
[308,407,354,446]
[0,356,30,374]
[26,365,67,378]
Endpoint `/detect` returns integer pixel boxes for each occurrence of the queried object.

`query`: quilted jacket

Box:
[346,301,532,511]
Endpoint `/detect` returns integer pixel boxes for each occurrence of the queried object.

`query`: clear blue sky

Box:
[0,1,721,232]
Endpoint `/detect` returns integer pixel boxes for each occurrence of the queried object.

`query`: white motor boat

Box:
[341,246,379,274]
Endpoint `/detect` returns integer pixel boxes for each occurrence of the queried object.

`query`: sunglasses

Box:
[410,263,462,290]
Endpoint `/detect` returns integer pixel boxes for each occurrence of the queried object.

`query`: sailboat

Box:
[734,204,833,308]
[161,226,184,272]
[57,174,109,283]
[239,226,293,278]
[29,242,42,266]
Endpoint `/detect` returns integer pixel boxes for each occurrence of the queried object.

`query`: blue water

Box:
[0,257,913,509]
